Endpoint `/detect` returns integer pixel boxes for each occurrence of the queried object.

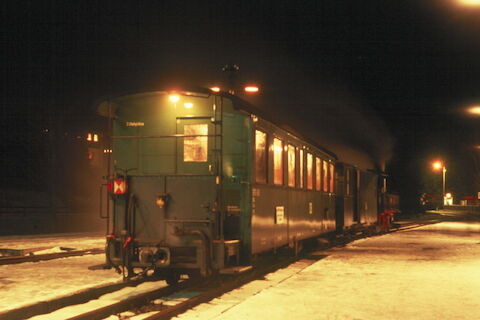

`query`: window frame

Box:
[329,162,335,193]
[287,144,296,188]
[322,160,328,192]
[299,149,304,189]
[183,123,209,162]
[306,152,313,190]
[273,137,284,186]
[315,157,322,191]
[254,130,268,184]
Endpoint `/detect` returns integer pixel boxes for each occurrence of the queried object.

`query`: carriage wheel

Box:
[166,271,180,286]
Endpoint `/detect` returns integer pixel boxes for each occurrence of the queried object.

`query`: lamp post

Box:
[432,161,447,207]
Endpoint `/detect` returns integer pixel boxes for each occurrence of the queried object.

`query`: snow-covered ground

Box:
[0,255,123,312]
[173,221,480,320]
[2,221,480,319]
[0,232,105,253]
[0,233,120,313]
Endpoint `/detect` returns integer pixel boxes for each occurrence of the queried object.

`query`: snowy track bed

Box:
[169,221,480,320]
[3,219,480,320]
[0,254,123,319]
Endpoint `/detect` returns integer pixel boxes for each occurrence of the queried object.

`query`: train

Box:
[97,87,398,284]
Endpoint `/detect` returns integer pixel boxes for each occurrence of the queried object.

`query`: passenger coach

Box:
[97,88,379,284]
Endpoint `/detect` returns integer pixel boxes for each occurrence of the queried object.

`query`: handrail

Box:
[99,183,109,219]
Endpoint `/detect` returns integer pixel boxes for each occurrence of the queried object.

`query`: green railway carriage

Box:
[97,88,353,283]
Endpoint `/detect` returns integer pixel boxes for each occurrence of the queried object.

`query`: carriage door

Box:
[352,169,360,223]
[165,118,217,224]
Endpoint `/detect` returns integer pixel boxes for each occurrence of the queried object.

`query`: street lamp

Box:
[457,0,480,6]
[432,161,447,207]
[467,105,480,115]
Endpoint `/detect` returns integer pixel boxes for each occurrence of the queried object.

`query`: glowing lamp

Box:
[244,86,259,93]
[467,106,480,115]
[432,161,443,171]
[184,102,193,109]
[458,0,480,6]
[108,179,127,195]
[169,94,180,103]
[210,87,221,93]
[446,192,452,199]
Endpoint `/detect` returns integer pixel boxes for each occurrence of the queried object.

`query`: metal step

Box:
[219,265,253,275]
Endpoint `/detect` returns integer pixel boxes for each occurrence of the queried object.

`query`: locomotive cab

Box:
[98,90,253,282]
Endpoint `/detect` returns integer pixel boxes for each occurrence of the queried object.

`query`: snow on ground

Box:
[0,254,122,313]
[27,280,167,320]
[0,233,120,313]
[0,232,105,253]
[173,221,480,320]
[2,222,480,319]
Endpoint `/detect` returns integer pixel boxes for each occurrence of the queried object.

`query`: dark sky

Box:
[3,1,480,204]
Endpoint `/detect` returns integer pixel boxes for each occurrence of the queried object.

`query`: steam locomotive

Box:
[98,88,396,284]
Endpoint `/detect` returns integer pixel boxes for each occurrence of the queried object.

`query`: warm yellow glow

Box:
[432,161,443,171]
[184,102,193,109]
[273,138,283,185]
[93,134,98,142]
[184,124,208,162]
[169,94,180,103]
[458,0,480,6]
[467,106,480,115]
[446,192,452,199]
[244,86,259,93]
[87,133,92,141]
[210,87,221,93]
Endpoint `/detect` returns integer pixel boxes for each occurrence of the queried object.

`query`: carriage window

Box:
[329,163,335,193]
[255,130,267,183]
[299,149,304,188]
[315,157,321,191]
[323,160,328,192]
[273,138,284,185]
[184,124,208,162]
[307,153,313,190]
[287,145,296,187]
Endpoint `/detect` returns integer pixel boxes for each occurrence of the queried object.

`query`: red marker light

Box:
[244,86,259,93]
[108,179,127,195]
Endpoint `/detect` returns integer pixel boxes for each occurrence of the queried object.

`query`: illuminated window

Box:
[329,163,335,193]
[316,157,321,191]
[255,130,267,184]
[184,124,208,162]
[307,153,313,190]
[299,149,304,188]
[287,145,296,187]
[323,160,328,192]
[273,138,283,185]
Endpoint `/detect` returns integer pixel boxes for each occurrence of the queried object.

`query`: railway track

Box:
[0,248,104,265]
[2,221,430,320]
[62,254,308,320]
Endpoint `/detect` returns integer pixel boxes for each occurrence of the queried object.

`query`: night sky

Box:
[2,1,480,209]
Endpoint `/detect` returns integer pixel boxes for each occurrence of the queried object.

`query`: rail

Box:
[0,206,71,216]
